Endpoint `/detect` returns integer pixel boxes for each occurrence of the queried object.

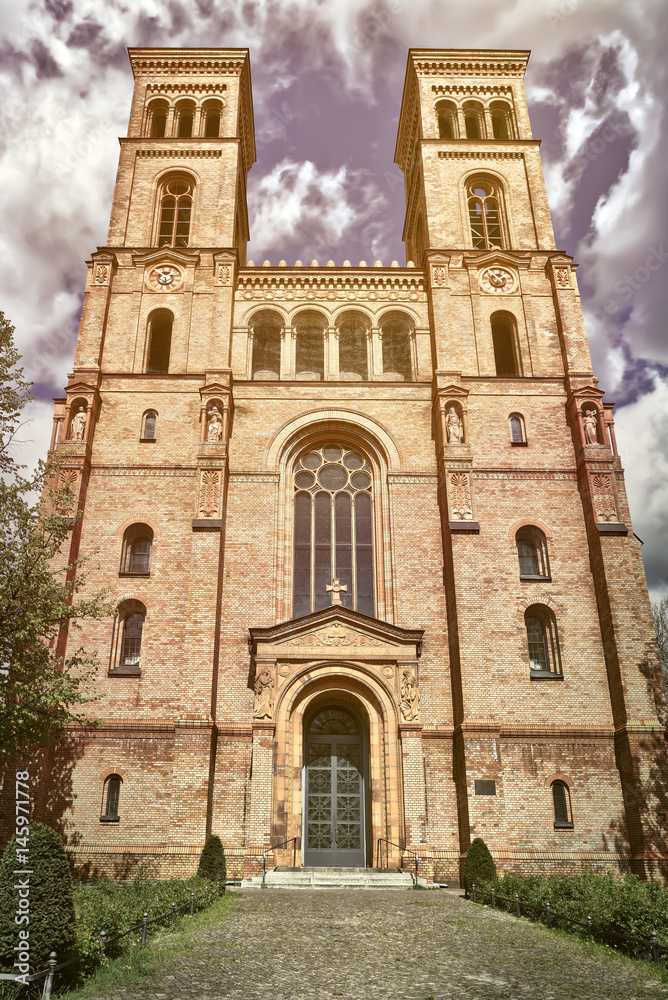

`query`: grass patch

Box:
[59,892,240,998]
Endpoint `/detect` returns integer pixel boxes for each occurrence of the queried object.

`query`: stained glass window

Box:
[293,444,374,617]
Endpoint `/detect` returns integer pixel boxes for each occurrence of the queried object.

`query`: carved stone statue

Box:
[583,408,598,445]
[69,406,86,440]
[207,405,223,442]
[445,406,464,444]
[399,669,420,722]
[253,667,274,720]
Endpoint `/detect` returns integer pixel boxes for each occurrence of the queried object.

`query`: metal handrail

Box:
[376,838,419,887]
[262,836,301,888]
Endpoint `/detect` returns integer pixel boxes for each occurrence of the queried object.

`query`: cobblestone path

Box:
[109,888,668,1000]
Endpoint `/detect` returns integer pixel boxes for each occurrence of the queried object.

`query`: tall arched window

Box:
[101,775,122,821]
[148,100,168,138]
[463,101,485,139]
[467,177,506,249]
[380,312,412,381]
[174,100,195,138]
[295,312,326,379]
[157,176,194,247]
[516,526,550,579]
[491,313,520,376]
[120,523,154,575]
[202,100,222,137]
[552,781,573,827]
[490,101,513,140]
[111,600,146,676]
[524,605,562,677]
[141,410,158,441]
[146,311,172,373]
[293,444,374,618]
[509,412,526,444]
[337,312,369,380]
[436,100,457,139]
[251,311,282,378]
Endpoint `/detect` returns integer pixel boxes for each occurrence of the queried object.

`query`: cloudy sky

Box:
[0,0,666,598]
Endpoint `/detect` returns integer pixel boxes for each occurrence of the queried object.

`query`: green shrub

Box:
[0,823,76,972]
[488,869,668,958]
[197,835,226,883]
[463,838,497,896]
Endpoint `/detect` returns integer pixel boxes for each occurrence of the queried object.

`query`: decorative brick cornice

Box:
[146,82,227,95]
[136,148,222,158]
[129,49,248,77]
[238,267,425,301]
[437,150,524,159]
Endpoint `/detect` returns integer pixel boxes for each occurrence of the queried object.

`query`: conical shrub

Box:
[463,837,497,897]
[196,834,226,883]
[0,823,76,973]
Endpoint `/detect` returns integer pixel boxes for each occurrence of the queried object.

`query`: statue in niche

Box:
[583,408,598,445]
[253,667,274,720]
[400,669,420,722]
[69,406,86,440]
[445,405,464,444]
[207,405,223,442]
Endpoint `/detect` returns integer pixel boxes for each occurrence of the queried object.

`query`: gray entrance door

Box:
[303,708,365,867]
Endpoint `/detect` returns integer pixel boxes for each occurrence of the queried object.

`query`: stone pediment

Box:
[248,606,423,664]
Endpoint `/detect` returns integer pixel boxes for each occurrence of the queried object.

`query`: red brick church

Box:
[12,47,667,883]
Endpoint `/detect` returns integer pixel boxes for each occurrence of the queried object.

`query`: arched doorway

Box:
[303,706,367,867]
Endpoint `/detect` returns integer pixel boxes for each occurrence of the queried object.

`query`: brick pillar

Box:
[400,724,426,846]
[248,722,275,846]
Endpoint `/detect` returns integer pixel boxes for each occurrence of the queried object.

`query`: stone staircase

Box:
[242,866,417,890]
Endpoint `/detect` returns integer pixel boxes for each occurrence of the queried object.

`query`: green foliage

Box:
[0,316,114,761]
[652,596,668,697]
[74,871,218,976]
[196,835,226,883]
[0,823,76,972]
[488,869,668,957]
[463,837,497,896]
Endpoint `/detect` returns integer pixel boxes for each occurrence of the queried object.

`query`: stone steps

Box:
[242,867,416,890]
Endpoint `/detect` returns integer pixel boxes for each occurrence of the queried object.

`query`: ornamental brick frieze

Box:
[437,150,523,160]
[91,467,197,477]
[237,270,425,302]
[145,82,228,94]
[591,472,619,523]
[135,149,223,158]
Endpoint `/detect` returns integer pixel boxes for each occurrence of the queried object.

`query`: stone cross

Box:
[326,578,347,605]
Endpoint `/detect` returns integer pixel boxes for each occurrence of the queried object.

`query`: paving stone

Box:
[115,889,667,999]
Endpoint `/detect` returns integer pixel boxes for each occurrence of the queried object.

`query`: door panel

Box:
[304,737,365,867]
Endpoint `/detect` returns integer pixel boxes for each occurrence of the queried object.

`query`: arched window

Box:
[337,312,369,381]
[509,412,526,444]
[516,526,550,579]
[491,313,520,376]
[380,312,413,381]
[436,100,457,139]
[174,100,195,138]
[293,444,374,618]
[463,101,485,139]
[251,311,282,378]
[295,312,326,380]
[111,600,146,675]
[202,100,222,137]
[120,523,154,575]
[490,101,513,140]
[552,781,573,827]
[101,775,122,821]
[157,176,194,247]
[148,100,168,138]
[141,410,157,441]
[467,176,506,249]
[524,605,562,677]
[146,311,172,373]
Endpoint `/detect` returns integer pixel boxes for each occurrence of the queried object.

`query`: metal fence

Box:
[469,882,666,965]
[0,880,225,998]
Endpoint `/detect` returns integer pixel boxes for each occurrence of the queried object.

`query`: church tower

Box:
[17,47,664,884]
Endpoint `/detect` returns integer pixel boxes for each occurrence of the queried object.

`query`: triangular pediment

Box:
[463,250,530,271]
[132,248,200,269]
[248,606,423,660]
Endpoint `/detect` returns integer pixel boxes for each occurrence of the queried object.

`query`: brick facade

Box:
[2,47,665,884]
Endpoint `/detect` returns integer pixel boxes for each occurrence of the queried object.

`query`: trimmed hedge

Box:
[486,870,668,957]
[197,835,226,883]
[463,838,496,897]
[0,823,76,972]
